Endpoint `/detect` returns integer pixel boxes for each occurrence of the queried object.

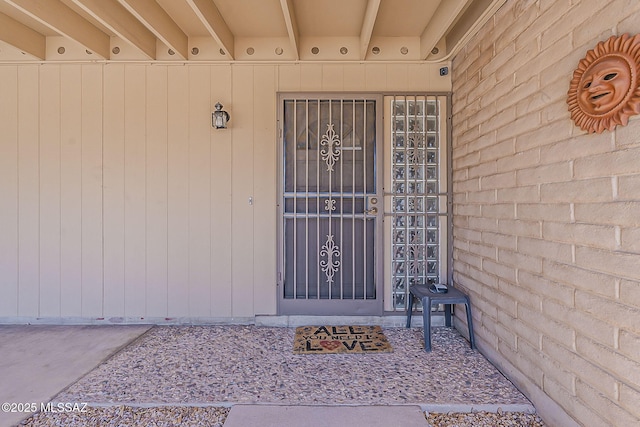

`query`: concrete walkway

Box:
[0,325,151,427]
[223,405,429,426]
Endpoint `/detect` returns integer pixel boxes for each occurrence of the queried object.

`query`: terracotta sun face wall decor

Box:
[567,33,640,133]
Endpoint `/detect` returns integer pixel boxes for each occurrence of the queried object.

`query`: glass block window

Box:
[390,97,440,310]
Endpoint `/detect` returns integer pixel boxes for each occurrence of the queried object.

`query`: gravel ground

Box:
[426,410,545,426]
[17,325,545,426]
[18,407,546,426]
[18,406,229,427]
[54,326,531,406]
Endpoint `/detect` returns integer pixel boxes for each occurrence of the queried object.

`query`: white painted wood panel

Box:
[0,66,19,317]
[123,65,147,317]
[103,64,126,317]
[60,65,83,316]
[38,65,61,317]
[188,65,212,317]
[166,65,189,317]
[322,64,344,91]
[277,65,300,92]
[343,64,366,91]
[210,65,233,317]
[408,64,430,91]
[252,65,277,315]
[81,65,104,316]
[0,62,444,321]
[386,65,409,92]
[299,64,322,91]
[231,65,255,317]
[364,64,387,91]
[145,65,169,317]
[17,66,40,317]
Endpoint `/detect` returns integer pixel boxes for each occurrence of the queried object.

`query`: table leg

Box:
[406,292,414,328]
[444,303,452,327]
[465,300,475,349]
[421,296,432,351]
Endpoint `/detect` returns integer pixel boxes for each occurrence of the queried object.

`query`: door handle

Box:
[365,207,378,215]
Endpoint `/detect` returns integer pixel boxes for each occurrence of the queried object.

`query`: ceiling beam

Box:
[0,11,45,59]
[117,0,188,59]
[70,0,156,59]
[445,0,506,58]
[279,0,299,60]
[419,0,472,60]
[360,0,381,60]
[4,0,110,58]
[185,0,234,59]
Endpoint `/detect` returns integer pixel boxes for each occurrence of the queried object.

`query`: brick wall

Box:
[451,1,640,426]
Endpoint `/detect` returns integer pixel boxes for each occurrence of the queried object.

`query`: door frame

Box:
[276,93,385,316]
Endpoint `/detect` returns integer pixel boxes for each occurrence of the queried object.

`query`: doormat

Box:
[293,325,393,354]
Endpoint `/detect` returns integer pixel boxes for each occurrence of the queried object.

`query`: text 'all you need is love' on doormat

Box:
[293,325,393,354]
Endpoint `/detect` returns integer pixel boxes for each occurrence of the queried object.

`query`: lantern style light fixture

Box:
[212,102,230,129]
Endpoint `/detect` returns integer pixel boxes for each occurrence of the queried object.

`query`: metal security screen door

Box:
[278,95,383,315]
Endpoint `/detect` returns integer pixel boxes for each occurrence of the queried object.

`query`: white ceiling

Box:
[0,0,505,62]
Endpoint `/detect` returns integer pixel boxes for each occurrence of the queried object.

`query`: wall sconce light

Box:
[212,102,230,129]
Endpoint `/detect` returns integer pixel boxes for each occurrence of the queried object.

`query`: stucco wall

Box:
[0,62,448,322]
[451,0,640,426]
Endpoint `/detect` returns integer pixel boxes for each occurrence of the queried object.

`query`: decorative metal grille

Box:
[390,97,440,310]
[281,98,380,311]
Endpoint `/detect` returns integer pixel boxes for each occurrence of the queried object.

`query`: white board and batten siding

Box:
[0,62,450,323]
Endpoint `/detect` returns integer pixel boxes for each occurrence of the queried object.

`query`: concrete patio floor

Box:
[0,325,151,427]
[0,324,537,426]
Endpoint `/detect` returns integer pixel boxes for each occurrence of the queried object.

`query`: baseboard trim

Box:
[0,316,255,325]
[256,314,443,327]
[0,314,445,328]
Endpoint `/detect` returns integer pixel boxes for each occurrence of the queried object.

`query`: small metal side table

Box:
[405,284,476,351]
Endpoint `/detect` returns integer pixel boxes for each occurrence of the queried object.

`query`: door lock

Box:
[366,196,379,215]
